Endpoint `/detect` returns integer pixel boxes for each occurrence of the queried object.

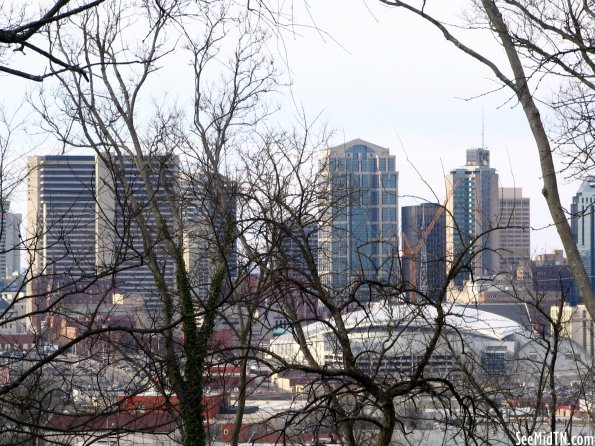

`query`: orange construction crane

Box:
[402,183,456,300]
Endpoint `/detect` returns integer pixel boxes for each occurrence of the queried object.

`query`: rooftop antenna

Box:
[481,107,485,148]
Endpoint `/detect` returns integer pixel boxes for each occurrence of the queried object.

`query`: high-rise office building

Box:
[570,177,595,302]
[26,155,96,279]
[446,148,499,286]
[401,203,446,301]
[262,220,320,329]
[318,139,399,294]
[497,187,530,275]
[27,153,241,317]
[27,154,181,310]
[278,221,318,278]
[0,202,21,279]
[182,173,238,302]
[96,153,179,311]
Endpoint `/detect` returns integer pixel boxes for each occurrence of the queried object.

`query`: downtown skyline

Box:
[15,142,565,273]
[0,1,579,256]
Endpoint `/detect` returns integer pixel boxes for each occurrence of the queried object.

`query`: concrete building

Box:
[95,153,179,311]
[181,173,238,302]
[28,154,181,313]
[452,275,532,305]
[318,139,399,295]
[498,187,530,275]
[0,292,34,335]
[26,155,96,279]
[446,148,499,286]
[401,203,446,301]
[551,304,595,357]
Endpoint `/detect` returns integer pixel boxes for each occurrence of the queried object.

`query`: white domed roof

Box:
[279,303,526,342]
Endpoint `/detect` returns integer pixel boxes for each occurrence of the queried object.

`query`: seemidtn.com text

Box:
[516,432,595,445]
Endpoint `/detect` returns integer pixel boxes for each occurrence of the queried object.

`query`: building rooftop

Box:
[278,302,526,343]
[327,138,390,154]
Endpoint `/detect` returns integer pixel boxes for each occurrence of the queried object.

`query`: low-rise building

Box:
[551,304,595,356]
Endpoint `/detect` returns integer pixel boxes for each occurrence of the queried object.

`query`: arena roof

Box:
[279,303,526,342]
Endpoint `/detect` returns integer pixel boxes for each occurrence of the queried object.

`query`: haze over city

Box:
[1,1,595,445]
[1,0,578,255]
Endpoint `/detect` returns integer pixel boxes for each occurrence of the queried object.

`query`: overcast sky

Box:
[2,0,580,255]
[272,0,577,254]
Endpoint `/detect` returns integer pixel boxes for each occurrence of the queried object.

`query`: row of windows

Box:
[332,173,398,189]
[500,199,529,205]
[40,169,95,176]
[328,156,396,173]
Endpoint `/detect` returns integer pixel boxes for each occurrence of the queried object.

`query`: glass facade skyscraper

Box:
[401,203,446,301]
[571,177,595,303]
[446,148,499,287]
[318,139,399,295]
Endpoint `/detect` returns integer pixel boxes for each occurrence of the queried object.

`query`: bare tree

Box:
[2,1,592,445]
[369,0,595,323]
[0,0,106,81]
[26,1,278,445]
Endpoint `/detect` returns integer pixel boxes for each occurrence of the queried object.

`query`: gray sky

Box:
[2,0,579,255]
[273,0,576,254]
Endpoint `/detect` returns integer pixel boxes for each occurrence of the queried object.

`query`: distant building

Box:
[446,148,499,286]
[181,173,238,302]
[0,202,21,280]
[318,139,399,295]
[26,155,96,279]
[551,304,595,357]
[401,203,446,301]
[529,250,575,305]
[270,302,589,383]
[498,187,530,275]
[462,250,576,334]
[279,221,318,279]
[452,275,533,306]
[96,153,179,311]
[0,292,33,335]
[571,177,595,304]
[28,153,182,313]
[268,221,319,323]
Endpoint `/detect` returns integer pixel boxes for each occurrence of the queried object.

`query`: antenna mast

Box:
[481,107,485,148]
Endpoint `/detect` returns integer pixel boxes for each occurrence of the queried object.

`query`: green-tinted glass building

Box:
[318,139,399,298]
[446,148,499,287]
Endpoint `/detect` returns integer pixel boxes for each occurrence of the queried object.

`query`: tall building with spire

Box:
[446,148,499,286]
[318,139,399,295]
